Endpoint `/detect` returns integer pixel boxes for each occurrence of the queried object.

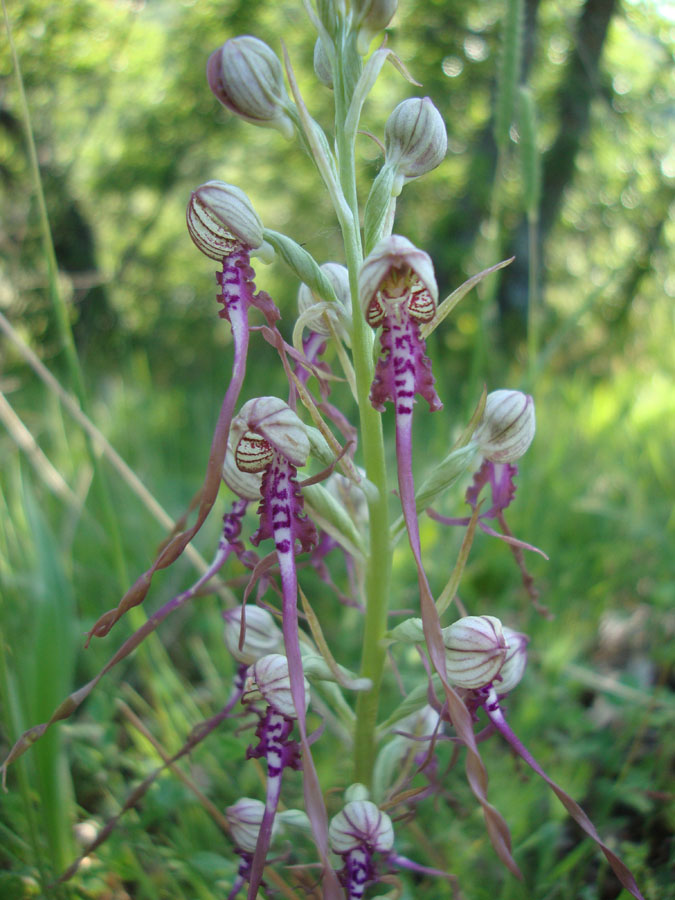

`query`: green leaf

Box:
[263,229,338,302]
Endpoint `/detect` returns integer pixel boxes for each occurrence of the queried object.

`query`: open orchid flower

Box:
[228,397,315,725]
[419,621,644,900]
[473,390,535,464]
[329,797,395,899]
[187,181,278,326]
[329,792,458,897]
[428,391,546,608]
[226,797,280,900]
[358,234,441,589]
[358,235,442,587]
[360,235,441,416]
[72,183,275,644]
[229,396,316,555]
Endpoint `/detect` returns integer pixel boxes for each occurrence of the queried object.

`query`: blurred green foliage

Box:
[1,0,674,898]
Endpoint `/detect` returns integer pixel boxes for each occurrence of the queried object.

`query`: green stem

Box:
[332,29,391,786]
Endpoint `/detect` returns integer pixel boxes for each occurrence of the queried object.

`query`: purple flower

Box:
[237,655,309,899]
[360,235,441,414]
[329,800,394,899]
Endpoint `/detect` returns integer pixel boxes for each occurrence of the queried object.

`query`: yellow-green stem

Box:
[332,29,392,786]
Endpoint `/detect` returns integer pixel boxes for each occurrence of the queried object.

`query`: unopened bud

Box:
[243,653,310,718]
[230,397,311,472]
[186,181,264,260]
[304,426,335,468]
[297,262,352,338]
[359,235,437,327]
[226,797,278,853]
[344,783,370,803]
[353,0,398,53]
[324,469,368,530]
[385,97,447,188]
[396,703,442,739]
[442,615,506,690]
[329,800,394,854]
[473,390,535,463]
[496,627,529,694]
[207,36,295,139]
[223,606,282,664]
[313,38,333,88]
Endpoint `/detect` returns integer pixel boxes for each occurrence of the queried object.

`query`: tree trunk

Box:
[497,0,618,331]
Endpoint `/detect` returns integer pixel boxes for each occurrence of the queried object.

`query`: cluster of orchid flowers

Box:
[2,1,644,898]
[179,164,641,900]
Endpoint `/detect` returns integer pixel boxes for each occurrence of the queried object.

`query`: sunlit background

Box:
[1,0,673,897]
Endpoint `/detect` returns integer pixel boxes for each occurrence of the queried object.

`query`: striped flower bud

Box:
[230,397,311,473]
[496,627,529,694]
[329,800,394,854]
[385,97,447,187]
[473,390,536,464]
[207,36,295,139]
[222,440,263,500]
[442,615,507,690]
[359,235,437,328]
[223,606,282,664]
[226,797,278,853]
[186,181,264,260]
[243,654,310,718]
[297,262,352,337]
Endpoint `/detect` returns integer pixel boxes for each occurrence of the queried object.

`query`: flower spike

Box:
[228,397,339,898]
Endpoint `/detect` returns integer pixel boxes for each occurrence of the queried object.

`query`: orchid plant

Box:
[3,1,646,898]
